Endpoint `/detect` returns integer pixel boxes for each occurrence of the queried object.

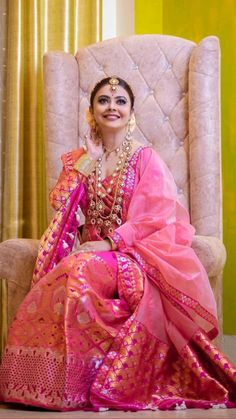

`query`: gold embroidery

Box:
[74,153,96,177]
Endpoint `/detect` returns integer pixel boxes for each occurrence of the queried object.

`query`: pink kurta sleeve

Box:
[109,147,194,250]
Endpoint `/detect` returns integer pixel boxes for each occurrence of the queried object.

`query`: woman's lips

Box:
[103,114,120,120]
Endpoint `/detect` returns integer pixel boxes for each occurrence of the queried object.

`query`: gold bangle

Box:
[106,236,117,251]
[73,153,96,176]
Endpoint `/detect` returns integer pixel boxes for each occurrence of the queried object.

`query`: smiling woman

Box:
[0,76,236,411]
[92,85,131,131]
[86,77,138,179]
[89,77,134,140]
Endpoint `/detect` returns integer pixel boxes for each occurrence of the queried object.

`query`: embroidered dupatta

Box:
[108,147,219,340]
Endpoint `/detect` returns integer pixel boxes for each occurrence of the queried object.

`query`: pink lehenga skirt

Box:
[0,249,236,411]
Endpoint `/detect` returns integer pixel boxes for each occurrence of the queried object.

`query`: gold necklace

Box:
[103,145,121,160]
[87,137,132,235]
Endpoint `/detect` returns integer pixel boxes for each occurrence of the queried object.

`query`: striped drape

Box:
[1,0,101,241]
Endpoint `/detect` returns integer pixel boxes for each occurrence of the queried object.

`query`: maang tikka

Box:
[108,76,119,92]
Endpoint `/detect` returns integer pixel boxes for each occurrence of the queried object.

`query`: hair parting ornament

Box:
[108,76,119,92]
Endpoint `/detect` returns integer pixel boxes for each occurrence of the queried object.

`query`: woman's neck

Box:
[100,129,126,152]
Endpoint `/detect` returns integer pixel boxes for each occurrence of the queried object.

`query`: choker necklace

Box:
[103,144,121,160]
[87,136,132,234]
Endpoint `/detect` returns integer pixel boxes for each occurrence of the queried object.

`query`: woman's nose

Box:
[108,101,117,111]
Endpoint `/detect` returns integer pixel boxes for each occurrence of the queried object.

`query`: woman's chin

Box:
[100,124,126,133]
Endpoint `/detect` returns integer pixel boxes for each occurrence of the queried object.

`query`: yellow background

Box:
[135,0,236,334]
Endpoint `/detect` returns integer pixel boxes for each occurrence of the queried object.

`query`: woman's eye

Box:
[98,97,108,104]
[117,98,127,105]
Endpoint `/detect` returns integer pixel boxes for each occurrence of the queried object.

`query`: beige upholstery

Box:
[0,240,39,327]
[0,35,226,351]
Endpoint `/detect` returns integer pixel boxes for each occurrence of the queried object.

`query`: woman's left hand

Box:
[71,240,112,255]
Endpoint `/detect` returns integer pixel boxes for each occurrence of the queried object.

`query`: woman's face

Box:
[91,83,132,133]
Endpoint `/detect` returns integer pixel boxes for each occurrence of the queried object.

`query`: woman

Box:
[0,76,236,411]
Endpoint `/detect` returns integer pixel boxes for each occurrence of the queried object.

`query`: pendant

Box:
[96,201,104,212]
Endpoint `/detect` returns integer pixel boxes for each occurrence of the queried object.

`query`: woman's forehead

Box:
[94,83,130,99]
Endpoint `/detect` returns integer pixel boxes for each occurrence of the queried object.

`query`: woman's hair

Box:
[90,77,135,109]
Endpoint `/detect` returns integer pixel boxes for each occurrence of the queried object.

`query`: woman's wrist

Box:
[73,152,97,177]
[105,236,117,251]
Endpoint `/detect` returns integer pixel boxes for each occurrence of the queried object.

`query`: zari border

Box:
[0,278,8,357]
[129,249,218,337]
[107,231,126,252]
[122,146,148,221]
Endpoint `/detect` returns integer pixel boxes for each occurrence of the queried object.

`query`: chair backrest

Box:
[43,34,221,238]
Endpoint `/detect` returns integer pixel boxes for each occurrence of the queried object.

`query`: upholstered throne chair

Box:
[0,35,226,354]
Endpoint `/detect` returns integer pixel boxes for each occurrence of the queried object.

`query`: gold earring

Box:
[86,109,102,145]
[126,114,136,140]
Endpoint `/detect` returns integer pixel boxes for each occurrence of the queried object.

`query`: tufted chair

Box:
[0,35,226,354]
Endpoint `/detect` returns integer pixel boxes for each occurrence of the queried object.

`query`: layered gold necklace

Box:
[87,137,132,235]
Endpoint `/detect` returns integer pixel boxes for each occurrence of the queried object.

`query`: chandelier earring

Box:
[126,113,136,141]
[86,109,102,145]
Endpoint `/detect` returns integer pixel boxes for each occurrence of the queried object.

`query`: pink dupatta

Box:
[108,147,218,346]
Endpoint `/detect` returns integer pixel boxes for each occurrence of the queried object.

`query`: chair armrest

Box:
[0,239,39,328]
[192,235,226,277]
[0,238,39,281]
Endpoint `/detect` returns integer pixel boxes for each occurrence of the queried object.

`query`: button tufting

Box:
[99,65,103,70]
[182,91,187,96]
[133,64,139,70]
[179,140,184,146]
[149,89,154,95]
[178,188,183,194]
[163,115,169,122]
[167,63,172,69]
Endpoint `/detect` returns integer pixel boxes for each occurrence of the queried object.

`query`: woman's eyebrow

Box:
[97,95,127,100]
[115,96,127,100]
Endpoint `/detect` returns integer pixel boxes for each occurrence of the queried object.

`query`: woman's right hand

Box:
[84,134,103,161]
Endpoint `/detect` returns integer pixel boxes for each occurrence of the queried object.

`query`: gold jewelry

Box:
[126,114,136,141]
[103,144,122,160]
[87,135,132,235]
[86,109,102,145]
[106,236,117,251]
[128,114,136,132]
[73,152,97,177]
[109,76,119,92]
